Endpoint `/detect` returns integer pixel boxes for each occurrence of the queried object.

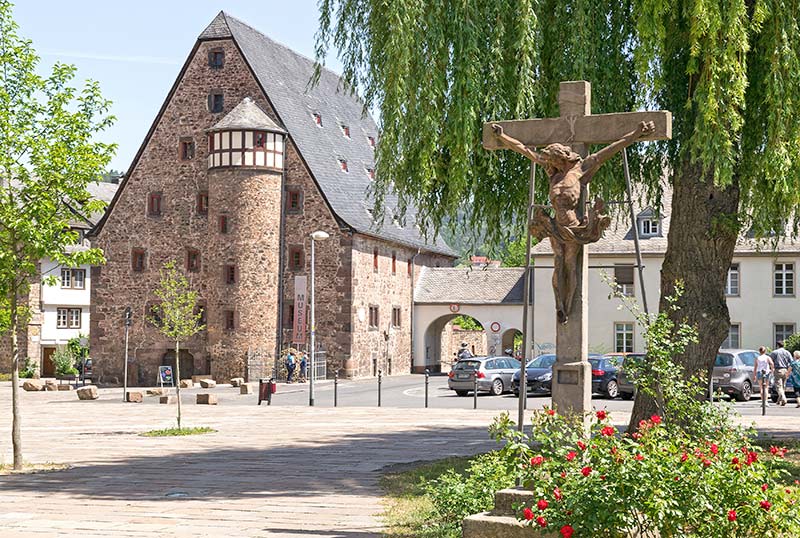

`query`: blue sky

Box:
[15,1,343,172]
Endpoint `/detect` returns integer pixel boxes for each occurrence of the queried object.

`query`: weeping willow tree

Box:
[317,0,800,427]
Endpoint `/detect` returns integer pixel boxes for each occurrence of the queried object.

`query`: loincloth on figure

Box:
[530,198,611,245]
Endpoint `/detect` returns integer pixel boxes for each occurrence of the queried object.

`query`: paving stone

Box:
[196,393,217,405]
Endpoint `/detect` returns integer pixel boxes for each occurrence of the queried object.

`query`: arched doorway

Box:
[162,349,195,380]
[501,328,523,359]
[423,314,486,373]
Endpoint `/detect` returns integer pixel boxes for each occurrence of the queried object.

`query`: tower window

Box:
[288,246,304,271]
[224,310,235,330]
[208,92,224,113]
[197,191,208,215]
[186,249,201,273]
[131,249,146,272]
[224,264,237,285]
[219,214,229,234]
[208,49,225,69]
[286,189,303,214]
[180,138,195,161]
[147,192,162,217]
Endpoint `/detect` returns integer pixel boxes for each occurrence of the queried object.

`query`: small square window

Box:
[312,113,322,127]
[368,305,379,329]
[208,49,225,69]
[186,249,201,273]
[224,265,236,285]
[219,214,229,234]
[341,125,350,138]
[640,218,659,237]
[147,192,162,217]
[132,249,146,272]
[339,159,348,173]
[614,265,635,297]
[614,323,634,353]
[288,247,304,271]
[208,92,224,113]
[255,132,266,148]
[60,268,72,289]
[286,190,302,213]
[72,269,85,289]
[722,324,741,349]
[224,310,235,330]
[180,139,195,161]
[197,191,208,215]
[69,308,81,329]
[57,308,68,328]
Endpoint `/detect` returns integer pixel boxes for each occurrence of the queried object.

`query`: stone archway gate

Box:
[412,267,526,373]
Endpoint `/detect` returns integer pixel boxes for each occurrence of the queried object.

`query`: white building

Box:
[531,192,800,354]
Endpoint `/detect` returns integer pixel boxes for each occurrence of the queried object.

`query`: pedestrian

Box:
[770,341,792,406]
[790,350,800,408]
[285,350,296,383]
[299,352,308,383]
[754,346,774,404]
[457,342,473,361]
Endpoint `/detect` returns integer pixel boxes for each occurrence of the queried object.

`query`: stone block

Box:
[146,388,166,396]
[159,395,177,404]
[491,489,535,517]
[192,375,208,383]
[229,377,244,387]
[57,384,73,391]
[76,385,99,400]
[196,393,217,405]
[22,379,44,392]
[45,382,58,391]
[240,384,254,395]
[179,379,194,388]
[126,391,143,403]
[199,379,216,389]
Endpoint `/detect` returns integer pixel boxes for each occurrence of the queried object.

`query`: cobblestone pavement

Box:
[0,382,797,537]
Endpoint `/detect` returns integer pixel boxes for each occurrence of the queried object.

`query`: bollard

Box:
[762,381,767,416]
[378,369,383,407]
[334,370,339,408]
[424,369,430,409]
[473,373,478,410]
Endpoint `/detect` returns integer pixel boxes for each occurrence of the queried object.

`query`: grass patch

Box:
[140,426,216,437]
[379,456,473,538]
[0,462,69,475]
[0,373,10,382]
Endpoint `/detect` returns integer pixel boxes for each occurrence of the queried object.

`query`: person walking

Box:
[754,346,774,405]
[770,341,793,406]
[457,342,473,361]
[285,350,296,384]
[299,352,308,383]
[790,350,800,408]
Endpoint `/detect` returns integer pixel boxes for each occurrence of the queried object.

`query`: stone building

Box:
[88,12,455,385]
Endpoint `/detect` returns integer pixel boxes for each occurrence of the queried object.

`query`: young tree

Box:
[315,0,800,428]
[0,0,114,469]
[149,261,204,430]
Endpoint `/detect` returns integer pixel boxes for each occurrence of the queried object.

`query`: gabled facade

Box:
[89,12,455,385]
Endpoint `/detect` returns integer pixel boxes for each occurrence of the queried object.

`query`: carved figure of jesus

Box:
[492,120,655,324]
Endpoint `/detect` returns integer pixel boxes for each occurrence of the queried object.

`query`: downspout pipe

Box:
[409,247,421,373]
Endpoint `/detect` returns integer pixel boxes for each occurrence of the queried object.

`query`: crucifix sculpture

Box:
[483,80,672,418]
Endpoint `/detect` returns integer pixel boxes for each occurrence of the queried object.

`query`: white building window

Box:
[60,268,71,288]
[722,324,740,349]
[725,264,739,296]
[69,308,81,329]
[58,307,81,329]
[774,263,794,296]
[640,218,659,237]
[60,268,86,289]
[775,324,795,347]
[614,265,635,297]
[57,308,68,328]
[614,323,634,353]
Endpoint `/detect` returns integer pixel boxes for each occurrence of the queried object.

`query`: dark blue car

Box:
[590,355,628,399]
[511,353,601,396]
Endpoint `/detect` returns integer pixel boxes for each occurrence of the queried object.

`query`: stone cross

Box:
[482,80,671,418]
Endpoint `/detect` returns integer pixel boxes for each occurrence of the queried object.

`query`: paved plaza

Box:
[0,380,798,537]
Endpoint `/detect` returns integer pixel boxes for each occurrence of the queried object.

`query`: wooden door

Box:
[41,347,56,377]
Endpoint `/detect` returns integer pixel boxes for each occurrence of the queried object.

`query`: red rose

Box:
[702,459,712,467]
[650,414,662,424]
[560,471,567,478]
[731,457,739,465]
[596,410,608,420]
[560,524,575,538]
[786,489,792,494]
[632,432,642,440]
[577,441,587,450]
[566,451,577,461]
[531,455,545,466]
[761,484,768,492]
[680,452,688,463]
[635,454,644,461]
[601,426,616,437]
[523,507,534,520]
[581,466,592,477]
[537,499,548,510]
[547,409,556,416]
[710,443,719,455]
[760,500,771,511]
[536,516,547,527]
[746,451,758,465]
[727,509,737,522]
[554,487,563,501]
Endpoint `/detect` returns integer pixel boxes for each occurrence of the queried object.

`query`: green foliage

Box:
[499,235,529,267]
[66,335,88,361]
[18,357,35,378]
[140,426,216,437]
[783,333,800,355]
[452,315,482,331]
[149,261,204,343]
[51,347,77,377]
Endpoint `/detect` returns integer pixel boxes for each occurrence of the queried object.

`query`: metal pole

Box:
[519,163,536,426]
[424,368,430,408]
[473,373,478,410]
[377,369,382,407]
[310,237,316,407]
[622,149,649,316]
[762,381,766,416]
[334,370,338,407]
[123,307,131,402]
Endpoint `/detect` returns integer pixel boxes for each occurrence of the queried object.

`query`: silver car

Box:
[712,348,759,401]
[447,356,522,396]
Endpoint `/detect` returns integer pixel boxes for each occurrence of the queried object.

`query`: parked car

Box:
[711,349,759,401]
[604,353,646,400]
[447,356,521,396]
[511,354,601,396]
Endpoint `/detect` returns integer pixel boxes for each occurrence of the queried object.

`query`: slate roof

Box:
[68,181,120,229]
[208,97,285,133]
[414,267,525,304]
[199,12,456,257]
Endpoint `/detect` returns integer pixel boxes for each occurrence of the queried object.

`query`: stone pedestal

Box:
[126,391,143,403]
[197,393,217,405]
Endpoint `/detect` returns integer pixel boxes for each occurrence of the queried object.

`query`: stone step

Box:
[463,512,551,538]
[491,488,534,517]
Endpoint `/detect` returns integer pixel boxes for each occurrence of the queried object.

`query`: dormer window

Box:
[313,112,322,127]
[640,218,659,237]
[366,167,375,180]
[339,159,348,173]
[367,136,376,148]
[341,125,350,138]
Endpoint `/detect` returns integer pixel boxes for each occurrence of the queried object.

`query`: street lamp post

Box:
[309,230,329,407]
[123,306,132,402]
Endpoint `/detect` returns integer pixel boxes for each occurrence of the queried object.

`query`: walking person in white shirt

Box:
[754,346,774,405]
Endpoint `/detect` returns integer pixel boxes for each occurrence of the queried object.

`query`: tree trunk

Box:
[10,293,22,470]
[175,340,182,430]
[629,163,739,429]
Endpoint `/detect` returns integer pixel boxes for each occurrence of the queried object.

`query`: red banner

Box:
[292,275,308,344]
